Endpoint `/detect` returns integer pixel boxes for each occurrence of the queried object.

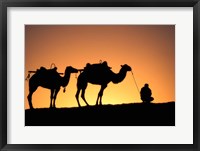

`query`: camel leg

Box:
[27,91,34,109]
[75,88,81,107]
[96,85,107,106]
[27,86,38,109]
[53,88,60,108]
[95,95,100,106]
[99,95,103,105]
[81,87,89,106]
[99,85,106,105]
[76,78,88,107]
[50,89,54,108]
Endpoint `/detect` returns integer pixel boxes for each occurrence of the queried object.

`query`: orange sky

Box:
[25,25,175,109]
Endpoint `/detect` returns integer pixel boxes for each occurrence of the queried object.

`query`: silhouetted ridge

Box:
[25,102,175,126]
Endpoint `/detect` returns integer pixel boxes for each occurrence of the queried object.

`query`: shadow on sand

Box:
[25,102,175,126]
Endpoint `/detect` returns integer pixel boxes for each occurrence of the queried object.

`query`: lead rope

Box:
[131,70,140,94]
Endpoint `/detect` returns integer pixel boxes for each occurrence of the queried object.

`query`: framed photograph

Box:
[0,0,199,150]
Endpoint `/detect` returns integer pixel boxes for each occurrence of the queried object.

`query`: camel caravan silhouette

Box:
[27,61,132,109]
[75,62,132,107]
[27,66,78,109]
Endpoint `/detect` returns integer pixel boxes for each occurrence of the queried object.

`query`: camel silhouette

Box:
[75,63,132,107]
[27,66,78,109]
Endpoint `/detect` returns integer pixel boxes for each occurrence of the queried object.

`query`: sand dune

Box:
[25,102,175,126]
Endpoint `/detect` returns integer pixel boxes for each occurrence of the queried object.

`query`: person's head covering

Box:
[144,83,149,87]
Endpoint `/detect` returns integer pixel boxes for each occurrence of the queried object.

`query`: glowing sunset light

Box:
[25,25,175,109]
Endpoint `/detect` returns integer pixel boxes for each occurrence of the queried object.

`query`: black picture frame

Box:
[0,0,199,150]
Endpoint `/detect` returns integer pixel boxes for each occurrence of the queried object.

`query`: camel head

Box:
[65,66,78,75]
[121,64,132,72]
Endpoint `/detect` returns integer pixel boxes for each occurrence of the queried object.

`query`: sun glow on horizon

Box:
[25,25,175,109]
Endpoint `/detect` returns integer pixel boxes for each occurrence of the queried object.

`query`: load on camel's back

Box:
[83,61,112,76]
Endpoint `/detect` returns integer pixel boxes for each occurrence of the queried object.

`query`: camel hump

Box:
[84,61,112,73]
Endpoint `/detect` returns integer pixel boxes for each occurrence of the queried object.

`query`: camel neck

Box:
[112,68,127,84]
[62,70,71,87]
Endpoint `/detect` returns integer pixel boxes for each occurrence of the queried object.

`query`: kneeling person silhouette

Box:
[140,83,154,103]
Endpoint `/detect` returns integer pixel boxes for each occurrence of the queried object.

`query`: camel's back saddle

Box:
[84,61,112,73]
[36,66,59,76]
